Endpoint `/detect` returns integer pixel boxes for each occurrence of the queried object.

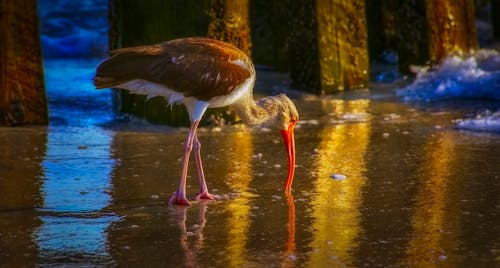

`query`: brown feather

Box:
[93,38,252,100]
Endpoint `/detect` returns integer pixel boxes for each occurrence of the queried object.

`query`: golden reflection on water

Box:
[220,129,255,267]
[406,132,462,266]
[307,99,370,266]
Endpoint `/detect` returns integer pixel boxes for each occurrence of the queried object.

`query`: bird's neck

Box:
[231,92,272,126]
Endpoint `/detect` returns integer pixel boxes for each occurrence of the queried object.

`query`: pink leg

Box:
[169,120,200,206]
[193,133,218,201]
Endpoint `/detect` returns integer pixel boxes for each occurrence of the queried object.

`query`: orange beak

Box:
[280,120,296,193]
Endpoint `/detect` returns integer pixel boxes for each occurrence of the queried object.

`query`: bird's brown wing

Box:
[93,38,252,101]
[93,52,160,88]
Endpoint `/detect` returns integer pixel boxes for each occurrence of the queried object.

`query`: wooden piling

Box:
[108,0,253,126]
[490,0,500,39]
[108,0,210,126]
[426,1,478,61]
[287,0,369,94]
[395,0,478,73]
[365,0,398,59]
[286,0,321,92]
[315,0,369,92]
[208,0,251,56]
[0,0,47,126]
[249,0,290,71]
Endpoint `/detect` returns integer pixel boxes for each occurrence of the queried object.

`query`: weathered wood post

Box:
[108,0,210,126]
[395,0,478,73]
[316,0,369,93]
[426,1,478,61]
[249,0,290,71]
[491,0,500,39]
[109,0,252,126]
[0,0,47,126]
[287,0,321,91]
[205,0,251,124]
[393,0,428,73]
[287,0,369,94]
[365,0,386,60]
[208,0,251,56]
[365,0,398,59]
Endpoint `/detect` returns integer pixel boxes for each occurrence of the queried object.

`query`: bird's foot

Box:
[168,191,191,206]
[195,191,220,201]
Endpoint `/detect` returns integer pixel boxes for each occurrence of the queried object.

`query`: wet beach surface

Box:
[1,59,499,267]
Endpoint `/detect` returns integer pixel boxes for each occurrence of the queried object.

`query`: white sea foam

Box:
[456,110,500,133]
[397,49,500,133]
[397,49,500,102]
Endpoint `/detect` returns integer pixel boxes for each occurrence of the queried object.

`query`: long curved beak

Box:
[281,121,296,193]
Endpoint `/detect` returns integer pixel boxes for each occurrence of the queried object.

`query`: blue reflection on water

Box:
[37,58,117,263]
[41,126,114,212]
[37,215,116,260]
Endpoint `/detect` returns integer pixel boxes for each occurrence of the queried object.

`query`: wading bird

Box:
[93,37,298,205]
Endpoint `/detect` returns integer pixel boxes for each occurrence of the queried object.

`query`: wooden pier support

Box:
[491,0,500,39]
[208,0,251,56]
[315,0,369,92]
[395,0,478,73]
[287,0,369,94]
[365,0,398,59]
[0,0,47,126]
[249,0,290,71]
[109,0,251,126]
[426,1,478,61]
[108,0,210,126]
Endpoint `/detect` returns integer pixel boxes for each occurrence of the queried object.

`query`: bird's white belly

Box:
[116,76,254,108]
[117,79,184,105]
[207,76,254,108]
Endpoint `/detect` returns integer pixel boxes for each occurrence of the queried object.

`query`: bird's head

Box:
[269,94,299,193]
[235,93,299,192]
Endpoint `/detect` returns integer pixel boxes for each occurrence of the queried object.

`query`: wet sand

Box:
[1,60,499,266]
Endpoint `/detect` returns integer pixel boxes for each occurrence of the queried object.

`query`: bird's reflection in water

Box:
[168,193,298,267]
[283,192,296,267]
[170,201,209,268]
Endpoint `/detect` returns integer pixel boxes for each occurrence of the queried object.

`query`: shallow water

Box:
[1,61,499,267]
